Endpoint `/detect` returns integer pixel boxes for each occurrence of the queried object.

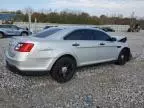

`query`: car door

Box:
[11,25,20,36]
[3,25,14,35]
[64,29,99,66]
[92,30,119,62]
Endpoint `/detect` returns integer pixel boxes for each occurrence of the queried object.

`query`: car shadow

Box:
[6,58,133,77]
[6,64,50,76]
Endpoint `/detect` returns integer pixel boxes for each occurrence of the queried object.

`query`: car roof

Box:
[45,26,105,40]
[52,26,103,31]
[0,24,16,27]
[0,24,13,26]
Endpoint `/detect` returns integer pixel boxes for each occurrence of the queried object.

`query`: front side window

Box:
[34,28,62,38]
[11,25,18,30]
[92,30,111,41]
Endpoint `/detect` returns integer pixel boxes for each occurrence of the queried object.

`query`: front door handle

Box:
[72,43,80,46]
[100,43,105,45]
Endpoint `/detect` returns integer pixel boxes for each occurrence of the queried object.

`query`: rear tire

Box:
[50,57,76,83]
[21,32,28,36]
[0,32,4,38]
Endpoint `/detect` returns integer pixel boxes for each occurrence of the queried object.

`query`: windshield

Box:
[33,28,62,38]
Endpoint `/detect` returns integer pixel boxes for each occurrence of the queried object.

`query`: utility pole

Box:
[25,7,33,30]
[131,11,135,26]
[34,18,37,33]
[28,13,31,30]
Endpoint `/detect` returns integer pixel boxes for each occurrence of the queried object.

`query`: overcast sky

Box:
[0,0,144,17]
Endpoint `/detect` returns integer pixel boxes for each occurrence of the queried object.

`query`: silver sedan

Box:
[5,27,131,83]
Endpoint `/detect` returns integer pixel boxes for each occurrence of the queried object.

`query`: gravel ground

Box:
[0,31,144,108]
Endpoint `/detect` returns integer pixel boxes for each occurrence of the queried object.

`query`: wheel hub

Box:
[121,55,124,59]
[61,66,68,74]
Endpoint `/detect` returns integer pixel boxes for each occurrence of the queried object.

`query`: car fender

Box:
[44,50,78,71]
[53,49,78,63]
[51,48,78,63]
[0,30,6,36]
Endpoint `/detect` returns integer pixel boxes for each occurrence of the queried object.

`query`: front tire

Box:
[116,49,129,65]
[50,57,76,83]
[0,32,4,38]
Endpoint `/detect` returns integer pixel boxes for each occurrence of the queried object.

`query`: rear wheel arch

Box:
[21,31,28,36]
[0,31,5,37]
[54,54,77,67]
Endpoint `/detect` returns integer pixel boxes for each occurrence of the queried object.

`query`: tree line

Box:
[0,9,144,27]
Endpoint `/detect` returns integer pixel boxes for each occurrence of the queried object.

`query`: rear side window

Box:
[34,28,61,38]
[0,25,10,28]
[64,29,93,40]
[11,25,18,29]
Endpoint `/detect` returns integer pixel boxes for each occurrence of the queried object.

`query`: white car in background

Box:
[0,24,32,38]
[5,27,131,83]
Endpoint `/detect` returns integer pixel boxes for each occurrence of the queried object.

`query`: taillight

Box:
[15,43,34,52]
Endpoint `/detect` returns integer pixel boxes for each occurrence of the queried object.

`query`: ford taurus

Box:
[5,27,131,83]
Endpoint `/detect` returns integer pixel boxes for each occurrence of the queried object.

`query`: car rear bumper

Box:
[5,51,57,71]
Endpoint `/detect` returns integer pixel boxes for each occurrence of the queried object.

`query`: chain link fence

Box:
[14,22,130,33]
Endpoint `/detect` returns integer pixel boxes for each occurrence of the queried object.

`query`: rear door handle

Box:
[100,43,105,45]
[72,43,80,46]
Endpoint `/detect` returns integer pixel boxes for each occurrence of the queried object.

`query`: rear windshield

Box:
[33,28,62,38]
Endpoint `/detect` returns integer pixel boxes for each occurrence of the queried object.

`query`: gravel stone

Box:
[0,31,144,108]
